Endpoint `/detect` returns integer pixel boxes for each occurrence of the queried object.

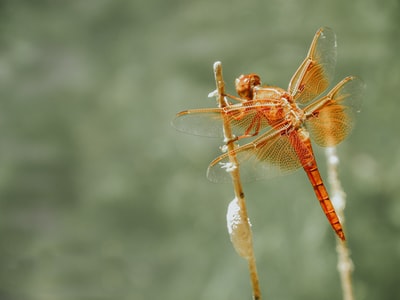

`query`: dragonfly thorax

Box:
[284,98,305,127]
[252,85,305,127]
[236,74,306,128]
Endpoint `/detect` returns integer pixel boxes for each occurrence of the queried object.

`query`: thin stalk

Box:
[325,147,355,300]
[212,61,261,300]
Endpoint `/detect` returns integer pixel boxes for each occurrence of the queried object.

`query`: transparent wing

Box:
[172,100,279,138]
[304,76,364,147]
[206,126,315,183]
[172,108,225,137]
[288,27,337,104]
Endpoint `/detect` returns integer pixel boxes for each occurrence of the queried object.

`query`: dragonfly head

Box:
[235,73,261,100]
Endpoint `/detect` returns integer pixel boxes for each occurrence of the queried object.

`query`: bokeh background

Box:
[0,0,399,299]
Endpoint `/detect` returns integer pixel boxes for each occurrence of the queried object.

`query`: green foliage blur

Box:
[0,0,399,299]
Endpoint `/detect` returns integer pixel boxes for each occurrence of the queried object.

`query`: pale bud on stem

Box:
[227,198,253,259]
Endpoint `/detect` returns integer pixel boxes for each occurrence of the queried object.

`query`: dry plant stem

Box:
[325,147,355,300]
[212,61,261,300]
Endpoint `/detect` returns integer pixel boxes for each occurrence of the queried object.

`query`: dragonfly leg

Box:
[223,93,247,103]
[224,135,239,145]
[224,115,261,145]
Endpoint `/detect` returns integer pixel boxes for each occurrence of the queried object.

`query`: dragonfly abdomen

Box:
[304,163,345,240]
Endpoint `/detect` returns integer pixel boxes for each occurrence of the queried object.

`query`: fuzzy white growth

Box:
[332,194,346,213]
[226,198,252,259]
[220,144,228,153]
[326,147,346,214]
[223,135,236,143]
[208,89,218,98]
[337,250,354,273]
[219,162,237,173]
[327,147,339,165]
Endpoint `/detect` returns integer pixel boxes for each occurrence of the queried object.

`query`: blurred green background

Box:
[0,0,399,299]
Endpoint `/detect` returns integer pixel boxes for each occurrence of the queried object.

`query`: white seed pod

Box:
[226,197,253,259]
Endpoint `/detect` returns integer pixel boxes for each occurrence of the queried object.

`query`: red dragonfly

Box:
[173,27,364,240]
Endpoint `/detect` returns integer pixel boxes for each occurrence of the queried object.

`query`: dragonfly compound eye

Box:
[235,74,262,100]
